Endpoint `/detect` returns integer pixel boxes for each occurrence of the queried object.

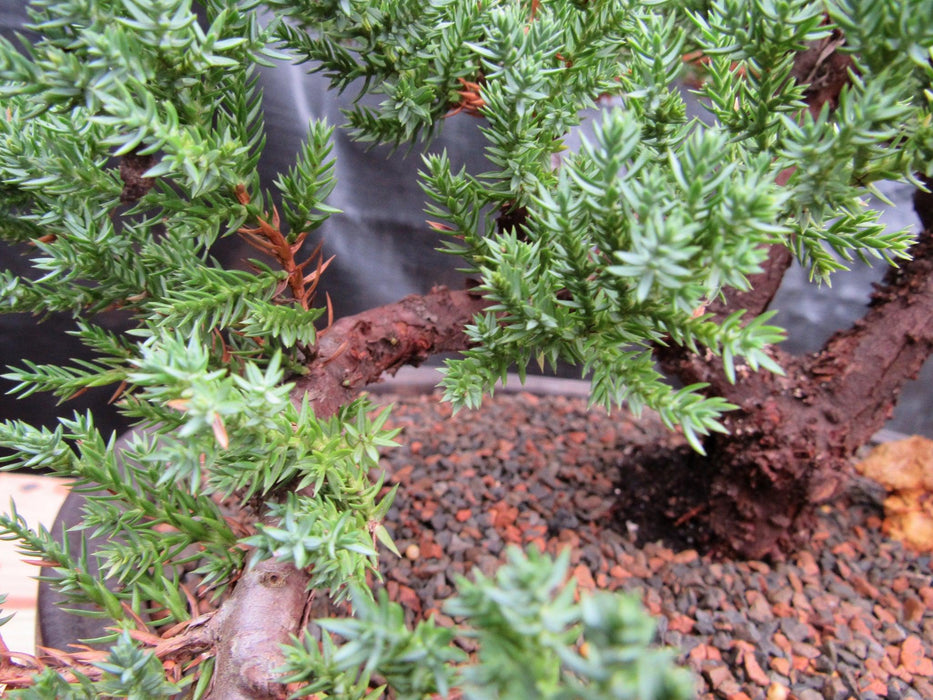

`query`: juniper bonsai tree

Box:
[0,0,932,696]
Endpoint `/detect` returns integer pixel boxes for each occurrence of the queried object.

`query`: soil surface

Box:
[365,389,933,700]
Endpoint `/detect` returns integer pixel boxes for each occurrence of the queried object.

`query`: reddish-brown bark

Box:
[650,34,933,559]
[658,225,933,559]
[291,286,490,417]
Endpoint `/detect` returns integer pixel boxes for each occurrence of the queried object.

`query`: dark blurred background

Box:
[2,3,931,448]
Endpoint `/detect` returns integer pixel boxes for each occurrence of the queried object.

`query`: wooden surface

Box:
[0,473,70,654]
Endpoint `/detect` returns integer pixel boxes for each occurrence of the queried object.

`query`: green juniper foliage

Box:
[0,0,931,697]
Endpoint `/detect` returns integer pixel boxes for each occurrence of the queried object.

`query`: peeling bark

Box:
[207,560,311,700]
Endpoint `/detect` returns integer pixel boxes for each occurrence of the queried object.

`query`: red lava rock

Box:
[901,635,933,676]
[572,564,596,591]
[489,502,519,529]
[672,549,699,564]
[795,550,819,577]
[852,574,880,599]
[390,464,415,484]
[647,556,666,573]
[396,584,423,616]
[903,595,925,623]
[874,603,897,625]
[772,601,795,618]
[859,678,888,695]
[891,575,910,593]
[831,540,857,558]
[769,656,791,677]
[502,524,522,544]
[772,632,792,655]
[418,537,443,560]
[688,644,721,663]
[702,663,734,690]
[864,657,890,683]
[849,615,873,637]
[919,585,933,607]
[461,525,482,540]
[743,652,770,686]
[366,392,932,700]
[667,614,695,634]
[608,564,629,580]
[556,529,581,548]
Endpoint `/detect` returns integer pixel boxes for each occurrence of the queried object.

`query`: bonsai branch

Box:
[205,284,489,697]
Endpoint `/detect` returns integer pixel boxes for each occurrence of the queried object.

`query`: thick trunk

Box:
[208,560,311,700]
[660,226,933,559]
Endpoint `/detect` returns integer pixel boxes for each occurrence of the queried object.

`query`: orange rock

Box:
[831,541,857,559]
[795,550,819,577]
[688,643,721,663]
[865,657,890,683]
[856,436,933,552]
[859,678,889,696]
[572,564,596,591]
[891,576,910,593]
[390,464,414,484]
[849,615,873,637]
[672,549,699,564]
[490,502,519,529]
[766,683,789,700]
[395,584,422,615]
[769,656,791,676]
[772,632,792,655]
[851,574,880,599]
[874,604,897,625]
[503,524,523,544]
[648,556,666,573]
[903,596,925,623]
[667,614,695,634]
[902,635,933,676]
[742,649,771,686]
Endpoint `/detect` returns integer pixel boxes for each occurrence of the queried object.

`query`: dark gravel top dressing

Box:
[366,389,933,700]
